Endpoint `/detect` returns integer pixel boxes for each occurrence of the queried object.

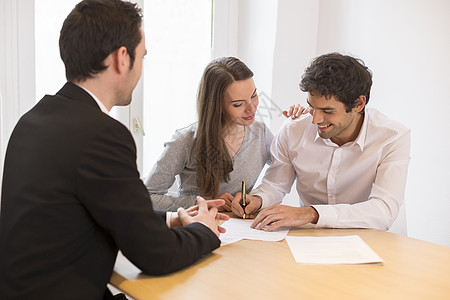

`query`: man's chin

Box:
[318,131,332,140]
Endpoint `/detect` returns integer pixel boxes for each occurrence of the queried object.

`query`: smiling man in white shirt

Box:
[231,52,411,231]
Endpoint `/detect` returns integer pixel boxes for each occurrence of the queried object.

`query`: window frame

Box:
[0,0,36,193]
[0,0,238,185]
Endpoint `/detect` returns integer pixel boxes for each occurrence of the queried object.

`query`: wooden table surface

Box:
[111,226,450,300]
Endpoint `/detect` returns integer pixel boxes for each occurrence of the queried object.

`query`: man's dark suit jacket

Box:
[0,82,220,299]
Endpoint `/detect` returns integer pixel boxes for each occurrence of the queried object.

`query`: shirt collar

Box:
[78,86,109,115]
[314,108,369,151]
[352,109,369,151]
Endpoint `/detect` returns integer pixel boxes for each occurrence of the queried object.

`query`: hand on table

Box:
[171,197,229,237]
[251,204,319,232]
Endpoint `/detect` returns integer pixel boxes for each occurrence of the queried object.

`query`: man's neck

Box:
[331,112,365,146]
[73,79,114,111]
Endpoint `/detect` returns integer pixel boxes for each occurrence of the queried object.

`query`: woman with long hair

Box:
[144,57,305,211]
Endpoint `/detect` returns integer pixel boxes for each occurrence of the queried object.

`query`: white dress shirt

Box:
[251,107,411,230]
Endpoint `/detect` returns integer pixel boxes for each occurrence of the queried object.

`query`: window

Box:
[35,0,79,99]
[142,0,213,177]
[3,0,229,184]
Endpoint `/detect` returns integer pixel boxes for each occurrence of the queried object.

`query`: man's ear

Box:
[353,95,366,113]
[112,46,129,74]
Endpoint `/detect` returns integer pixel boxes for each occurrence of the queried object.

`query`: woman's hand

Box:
[282,104,309,120]
[216,193,234,211]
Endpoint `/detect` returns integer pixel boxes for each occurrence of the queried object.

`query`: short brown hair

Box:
[59,0,142,82]
[300,53,373,112]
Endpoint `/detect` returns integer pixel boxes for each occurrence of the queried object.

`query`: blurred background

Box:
[1,0,449,247]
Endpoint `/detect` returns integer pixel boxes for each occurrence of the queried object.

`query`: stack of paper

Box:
[286,235,383,265]
[219,218,289,246]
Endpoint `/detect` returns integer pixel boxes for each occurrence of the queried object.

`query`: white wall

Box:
[271,0,319,132]
[1,0,448,246]
[316,0,450,247]
[237,0,450,246]
[0,0,36,199]
[237,0,278,105]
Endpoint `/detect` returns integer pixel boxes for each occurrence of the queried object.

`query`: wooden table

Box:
[111,226,450,300]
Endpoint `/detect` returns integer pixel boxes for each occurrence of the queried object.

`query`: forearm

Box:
[251,178,291,209]
[312,192,400,230]
[130,223,220,275]
[77,124,219,276]
[150,193,198,211]
[314,130,410,230]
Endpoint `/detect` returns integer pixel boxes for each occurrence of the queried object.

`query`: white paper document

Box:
[219,218,289,246]
[286,235,383,265]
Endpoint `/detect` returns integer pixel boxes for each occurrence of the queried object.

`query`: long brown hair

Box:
[196,57,254,198]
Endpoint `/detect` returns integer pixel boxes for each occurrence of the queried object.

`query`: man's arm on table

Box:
[251,130,411,231]
[78,123,227,275]
[310,131,411,230]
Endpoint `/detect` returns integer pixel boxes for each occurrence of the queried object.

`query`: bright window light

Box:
[142,0,212,177]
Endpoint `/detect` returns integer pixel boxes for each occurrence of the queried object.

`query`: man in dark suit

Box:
[0,0,227,299]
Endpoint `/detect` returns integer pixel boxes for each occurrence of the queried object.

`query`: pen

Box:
[242,180,246,219]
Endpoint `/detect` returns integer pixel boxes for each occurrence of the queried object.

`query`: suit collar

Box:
[56,82,101,111]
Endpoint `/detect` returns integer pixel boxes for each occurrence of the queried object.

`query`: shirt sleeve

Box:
[77,122,220,275]
[144,129,198,211]
[264,124,274,165]
[313,130,411,230]
[251,120,297,208]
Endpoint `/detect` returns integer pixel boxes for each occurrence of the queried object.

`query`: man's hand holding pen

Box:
[231,193,262,219]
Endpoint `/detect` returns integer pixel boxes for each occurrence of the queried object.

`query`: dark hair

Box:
[299,53,373,112]
[59,0,143,82]
[196,57,254,198]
